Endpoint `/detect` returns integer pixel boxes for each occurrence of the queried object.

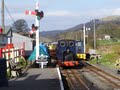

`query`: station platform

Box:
[0,68,64,90]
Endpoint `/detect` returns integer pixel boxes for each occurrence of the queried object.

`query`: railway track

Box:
[61,69,90,90]
[83,62,120,89]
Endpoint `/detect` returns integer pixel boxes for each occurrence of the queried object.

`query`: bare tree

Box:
[12,19,30,35]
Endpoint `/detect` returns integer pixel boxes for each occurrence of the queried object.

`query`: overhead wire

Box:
[4,3,15,24]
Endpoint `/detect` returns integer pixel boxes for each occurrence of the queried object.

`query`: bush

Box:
[18,56,27,68]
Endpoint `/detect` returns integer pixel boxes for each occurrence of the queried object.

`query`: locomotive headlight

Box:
[60,41,65,47]
[69,41,74,47]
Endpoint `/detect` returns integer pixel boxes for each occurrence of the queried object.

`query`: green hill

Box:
[101,15,120,22]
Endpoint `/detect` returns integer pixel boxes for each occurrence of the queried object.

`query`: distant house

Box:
[97,34,111,40]
[104,35,111,40]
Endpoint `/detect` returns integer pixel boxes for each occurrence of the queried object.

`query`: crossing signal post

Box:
[25,0,44,60]
[35,0,44,61]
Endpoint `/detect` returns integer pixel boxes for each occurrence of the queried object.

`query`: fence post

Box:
[16,48,19,62]
[6,49,9,68]
[11,48,14,60]
[23,42,25,57]
[14,48,17,63]
[2,49,5,58]
[0,48,2,58]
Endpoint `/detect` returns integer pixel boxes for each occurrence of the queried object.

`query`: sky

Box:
[1,0,120,31]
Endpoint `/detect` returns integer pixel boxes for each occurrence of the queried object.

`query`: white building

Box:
[104,35,111,40]
[12,33,52,57]
[12,33,35,56]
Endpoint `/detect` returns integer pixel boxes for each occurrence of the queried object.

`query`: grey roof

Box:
[13,32,34,41]
[0,26,12,37]
[49,42,58,45]
[0,26,11,34]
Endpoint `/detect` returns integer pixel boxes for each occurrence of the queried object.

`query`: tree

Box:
[12,19,30,35]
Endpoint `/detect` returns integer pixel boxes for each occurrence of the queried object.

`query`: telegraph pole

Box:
[83,24,86,53]
[2,0,5,33]
[93,19,96,49]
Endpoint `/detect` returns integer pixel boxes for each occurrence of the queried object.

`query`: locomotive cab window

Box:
[76,42,82,46]
[60,41,65,47]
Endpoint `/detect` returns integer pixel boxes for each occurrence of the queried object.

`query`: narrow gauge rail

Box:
[84,62,120,89]
[61,69,90,90]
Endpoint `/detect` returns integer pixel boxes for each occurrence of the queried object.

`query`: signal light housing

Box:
[29,24,38,38]
[36,11,44,20]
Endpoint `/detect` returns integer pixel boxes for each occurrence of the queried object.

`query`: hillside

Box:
[41,15,120,42]
[40,30,65,38]
[40,19,101,39]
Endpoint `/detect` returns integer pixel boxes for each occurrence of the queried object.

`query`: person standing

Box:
[63,48,74,61]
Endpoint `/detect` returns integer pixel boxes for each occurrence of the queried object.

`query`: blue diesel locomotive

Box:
[56,39,87,66]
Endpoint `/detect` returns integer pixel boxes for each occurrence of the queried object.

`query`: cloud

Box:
[110,0,120,3]
[74,8,115,20]
[112,8,120,15]
[46,11,80,17]
[5,13,35,21]
[5,12,35,26]
[4,7,120,31]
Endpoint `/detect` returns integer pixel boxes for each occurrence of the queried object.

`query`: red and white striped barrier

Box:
[2,48,24,67]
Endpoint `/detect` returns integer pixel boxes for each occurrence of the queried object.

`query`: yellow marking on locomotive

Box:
[77,54,86,59]
[48,44,56,50]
